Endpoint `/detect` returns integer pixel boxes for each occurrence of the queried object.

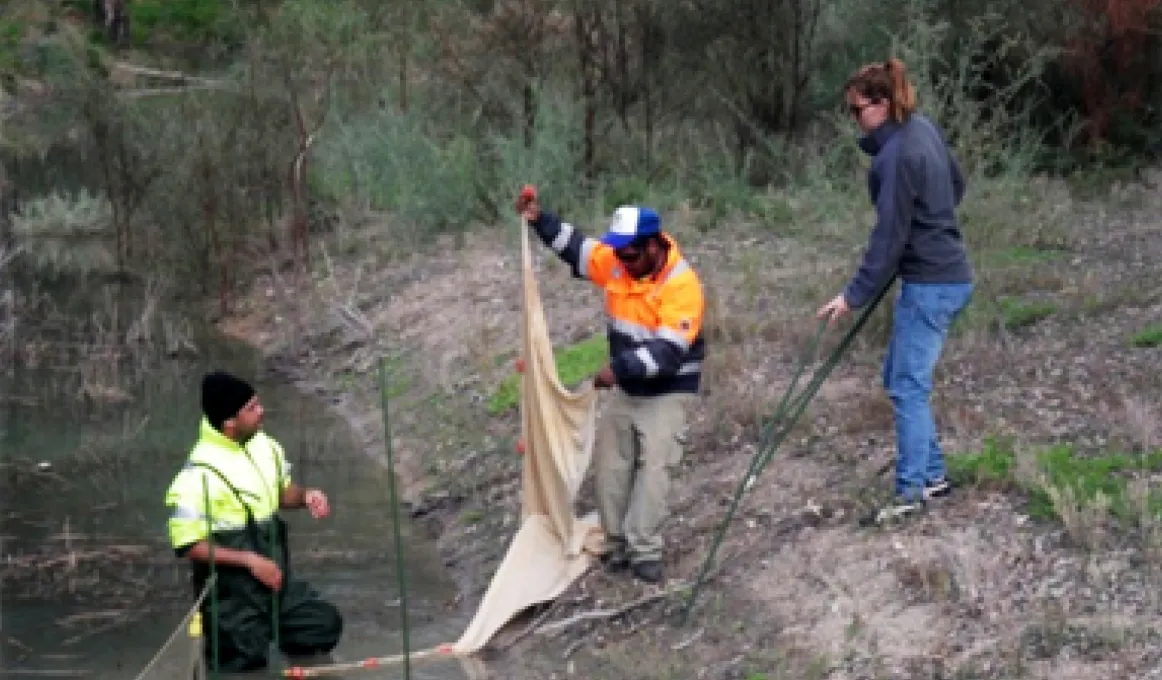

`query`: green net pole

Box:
[202,476,219,680]
[271,452,283,665]
[751,277,894,482]
[679,276,896,625]
[741,319,829,482]
[378,357,412,680]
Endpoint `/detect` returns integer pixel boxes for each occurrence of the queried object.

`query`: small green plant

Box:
[947,437,1016,486]
[981,245,1070,268]
[0,19,27,81]
[1129,323,1162,348]
[998,297,1057,329]
[487,334,608,415]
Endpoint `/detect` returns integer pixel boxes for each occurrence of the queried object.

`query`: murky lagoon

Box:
[1,327,478,679]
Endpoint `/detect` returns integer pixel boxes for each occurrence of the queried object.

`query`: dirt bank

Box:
[218,181,1162,679]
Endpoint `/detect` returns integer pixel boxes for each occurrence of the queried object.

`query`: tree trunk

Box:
[575,3,598,178]
[523,82,536,148]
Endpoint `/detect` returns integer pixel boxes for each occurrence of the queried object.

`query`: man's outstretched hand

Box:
[515,184,540,223]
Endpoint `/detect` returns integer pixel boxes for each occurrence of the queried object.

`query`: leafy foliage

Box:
[11,189,116,277]
[0,0,1159,314]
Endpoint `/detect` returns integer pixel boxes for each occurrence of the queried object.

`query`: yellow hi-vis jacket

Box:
[164,418,292,553]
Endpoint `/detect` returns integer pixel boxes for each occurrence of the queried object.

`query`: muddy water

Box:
[0,331,483,679]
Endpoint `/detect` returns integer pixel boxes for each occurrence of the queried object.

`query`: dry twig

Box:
[534,581,692,637]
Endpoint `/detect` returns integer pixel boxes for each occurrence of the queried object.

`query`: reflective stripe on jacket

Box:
[164,418,292,551]
[530,211,706,397]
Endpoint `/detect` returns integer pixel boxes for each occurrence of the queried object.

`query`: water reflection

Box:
[1,333,475,679]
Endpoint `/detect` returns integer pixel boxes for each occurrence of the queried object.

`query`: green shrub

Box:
[949,439,1162,522]
[1129,323,1162,348]
[128,0,244,47]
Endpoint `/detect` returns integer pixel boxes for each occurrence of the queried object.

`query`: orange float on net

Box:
[515,438,526,455]
[515,357,525,373]
[286,668,305,680]
[362,658,380,669]
[438,643,455,654]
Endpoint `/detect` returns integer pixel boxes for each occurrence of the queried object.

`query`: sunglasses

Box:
[848,97,884,118]
[614,247,647,263]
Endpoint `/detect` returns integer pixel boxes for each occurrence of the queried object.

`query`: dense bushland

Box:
[0,0,1159,394]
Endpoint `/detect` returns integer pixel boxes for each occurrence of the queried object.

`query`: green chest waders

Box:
[190,463,288,674]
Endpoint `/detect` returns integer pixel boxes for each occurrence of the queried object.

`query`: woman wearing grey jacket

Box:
[817,58,974,525]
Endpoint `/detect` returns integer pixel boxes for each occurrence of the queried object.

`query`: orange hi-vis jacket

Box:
[529,211,706,397]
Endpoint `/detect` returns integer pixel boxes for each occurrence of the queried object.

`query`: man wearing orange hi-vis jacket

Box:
[515,185,705,584]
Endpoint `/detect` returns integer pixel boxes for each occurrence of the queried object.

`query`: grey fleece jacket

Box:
[842,113,974,309]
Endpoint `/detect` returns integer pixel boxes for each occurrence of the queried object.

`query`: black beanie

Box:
[201,371,256,431]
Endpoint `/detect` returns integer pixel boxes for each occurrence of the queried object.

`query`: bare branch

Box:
[110,62,227,86]
[534,581,692,637]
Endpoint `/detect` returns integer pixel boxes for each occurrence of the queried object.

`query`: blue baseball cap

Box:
[600,206,661,249]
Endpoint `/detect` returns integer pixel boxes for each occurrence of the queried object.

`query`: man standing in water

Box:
[517,186,705,585]
[164,371,343,672]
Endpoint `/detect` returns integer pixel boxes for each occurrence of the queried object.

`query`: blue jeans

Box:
[882,281,973,501]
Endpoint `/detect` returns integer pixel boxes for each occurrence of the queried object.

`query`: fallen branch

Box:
[534,581,692,637]
[563,636,587,658]
[111,62,225,86]
[62,617,134,646]
[55,609,128,627]
[0,670,92,677]
[120,85,233,99]
[499,599,566,650]
[3,544,152,570]
[671,627,704,651]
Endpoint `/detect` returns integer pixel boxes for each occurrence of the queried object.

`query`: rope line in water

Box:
[679,276,895,625]
[283,644,458,678]
[128,572,218,680]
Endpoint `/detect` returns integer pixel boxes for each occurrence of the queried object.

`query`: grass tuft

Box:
[998,297,1057,330]
[1129,323,1162,348]
[949,438,1162,523]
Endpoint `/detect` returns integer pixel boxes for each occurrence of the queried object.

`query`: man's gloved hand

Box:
[515,184,540,223]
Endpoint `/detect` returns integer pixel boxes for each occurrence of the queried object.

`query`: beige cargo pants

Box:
[595,388,691,564]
